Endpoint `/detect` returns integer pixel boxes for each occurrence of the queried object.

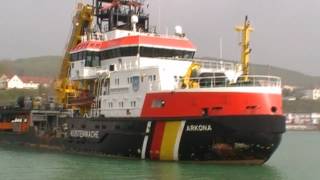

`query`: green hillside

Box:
[0,56,320,88]
[200,57,320,88]
[0,56,61,78]
[250,64,320,88]
[283,100,320,113]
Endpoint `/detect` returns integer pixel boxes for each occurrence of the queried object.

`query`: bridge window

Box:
[70,51,101,65]
[140,47,195,59]
[112,49,121,58]
[73,47,194,61]
[120,47,139,57]
[79,51,86,60]
[93,53,100,66]
[71,53,78,61]
[85,51,92,66]
[101,47,139,60]
[85,51,100,67]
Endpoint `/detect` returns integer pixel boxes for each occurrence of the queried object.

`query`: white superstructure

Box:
[69,29,237,117]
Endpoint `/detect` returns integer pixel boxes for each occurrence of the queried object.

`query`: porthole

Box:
[271,106,277,113]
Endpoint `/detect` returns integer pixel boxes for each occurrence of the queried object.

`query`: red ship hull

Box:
[142,88,282,118]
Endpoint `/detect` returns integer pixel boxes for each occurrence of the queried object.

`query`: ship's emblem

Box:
[132,76,140,92]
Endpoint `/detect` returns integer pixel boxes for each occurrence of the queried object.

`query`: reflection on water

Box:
[0,145,284,180]
[0,131,319,180]
[63,158,284,180]
[40,155,285,180]
[143,162,283,180]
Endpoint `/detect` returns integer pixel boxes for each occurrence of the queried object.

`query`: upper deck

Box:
[175,75,282,90]
[70,30,197,53]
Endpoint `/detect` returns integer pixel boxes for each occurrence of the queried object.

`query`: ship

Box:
[0,0,285,164]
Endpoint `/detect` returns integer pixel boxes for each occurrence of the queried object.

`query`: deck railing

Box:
[157,57,237,71]
[176,75,282,89]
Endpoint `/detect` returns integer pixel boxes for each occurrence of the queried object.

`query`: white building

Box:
[0,74,51,90]
[302,89,320,100]
[283,85,296,92]
[7,75,25,89]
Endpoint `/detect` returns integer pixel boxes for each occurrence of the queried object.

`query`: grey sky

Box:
[0,0,319,75]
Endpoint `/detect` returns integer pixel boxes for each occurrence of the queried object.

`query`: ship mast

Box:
[93,0,149,32]
[236,16,254,81]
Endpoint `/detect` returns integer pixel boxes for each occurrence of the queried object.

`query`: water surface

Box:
[0,132,319,180]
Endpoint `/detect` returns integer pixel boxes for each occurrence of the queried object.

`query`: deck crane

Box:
[235,16,254,81]
[181,63,201,89]
[55,3,93,107]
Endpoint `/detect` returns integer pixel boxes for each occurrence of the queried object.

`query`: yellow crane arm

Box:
[55,3,94,106]
[182,63,201,89]
[59,3,93,79]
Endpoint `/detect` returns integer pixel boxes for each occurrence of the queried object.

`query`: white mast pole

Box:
[219,37,223,59]
[157,0,161,33]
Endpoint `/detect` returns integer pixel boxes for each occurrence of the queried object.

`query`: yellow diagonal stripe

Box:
[160,121,181,161]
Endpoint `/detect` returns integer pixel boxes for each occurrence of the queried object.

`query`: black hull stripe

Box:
[0,115,285,163]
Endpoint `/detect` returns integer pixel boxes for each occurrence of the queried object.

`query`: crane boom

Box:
[55,3,93,106]
[182,63,201,89]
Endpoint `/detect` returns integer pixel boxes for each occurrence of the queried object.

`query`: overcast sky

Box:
[1,0,320,75]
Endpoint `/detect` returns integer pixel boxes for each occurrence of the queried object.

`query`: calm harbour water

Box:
[0,131,319,180]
